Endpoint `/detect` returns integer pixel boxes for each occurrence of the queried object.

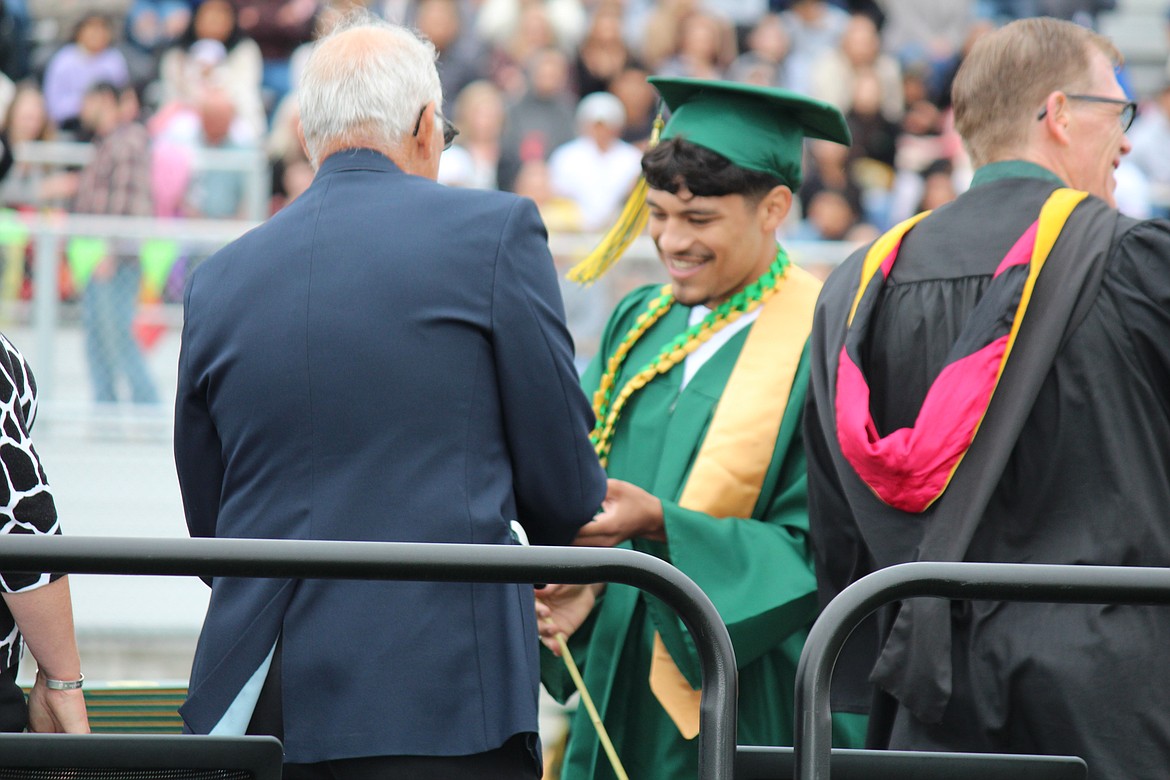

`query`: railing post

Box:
[32,228,59,401]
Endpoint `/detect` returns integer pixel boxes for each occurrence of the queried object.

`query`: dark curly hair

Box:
[641,138,785,204]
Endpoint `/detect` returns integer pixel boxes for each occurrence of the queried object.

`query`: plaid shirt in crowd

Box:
[73,121,153,218]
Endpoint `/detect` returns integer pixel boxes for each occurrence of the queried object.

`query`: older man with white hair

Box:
[173,13,605,780]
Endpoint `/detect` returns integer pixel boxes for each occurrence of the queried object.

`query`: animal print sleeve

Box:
[0,334,60,593]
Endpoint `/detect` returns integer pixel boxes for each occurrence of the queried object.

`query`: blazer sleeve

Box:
[173,272,225,552]
[489,197,606,545]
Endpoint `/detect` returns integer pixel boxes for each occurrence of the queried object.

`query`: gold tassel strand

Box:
[567,113,666,285]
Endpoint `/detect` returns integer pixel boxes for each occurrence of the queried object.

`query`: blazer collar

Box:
[316,147,405,177]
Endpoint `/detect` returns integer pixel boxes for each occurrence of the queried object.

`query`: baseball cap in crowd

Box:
[576,91,626,129]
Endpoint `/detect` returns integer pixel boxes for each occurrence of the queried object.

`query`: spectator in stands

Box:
[496,47,576,191]
[888,97,953,223]
[913,157,959,211]
[513,157,582,232]
[25,0,131,74]
[799,137,865,233]
[42,14,130,133]
[486,1,564,99]
[414,0,486,115]
[931,18,996,110]
[477,0,587,61]
[574,2,640,96]
[804,19,1170,778]
[174,16,604,776]
[845,70,900,228]
[71,81,158,405]
[0,82,65,208]
[727,13,791,88]
[812,12,903,124]
[548,90,642,231]
[639,0,699,72]
[124,0,190,57]
[438,79,504,190]
[181,86,252,219]
[1125,79,1170,217]
[656,10,736,81]
[709,0,769,52]
[792,186,866,241]
[156,0,265,142]
[845,70,899,169]
[265,93,310,212]
[609,64,657,144]
[779,0,849,95]
[0,332,90,735]
[877,0,973,99]
[121,0,190,85]
[234,0,319,110]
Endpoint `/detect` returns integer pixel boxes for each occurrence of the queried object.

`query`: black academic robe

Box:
[804,170,1170,779]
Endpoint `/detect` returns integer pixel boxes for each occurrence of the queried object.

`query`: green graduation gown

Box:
[543,283,864,780]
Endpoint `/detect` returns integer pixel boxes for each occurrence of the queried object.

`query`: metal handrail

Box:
[0,534,738,779]
[794,561,1170,779]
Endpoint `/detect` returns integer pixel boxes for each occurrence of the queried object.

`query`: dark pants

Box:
[247,639,541,780]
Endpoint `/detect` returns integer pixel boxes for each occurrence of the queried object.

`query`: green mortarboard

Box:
[648,76,852,190]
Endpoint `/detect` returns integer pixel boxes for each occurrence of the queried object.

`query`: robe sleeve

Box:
[643,348,819,685]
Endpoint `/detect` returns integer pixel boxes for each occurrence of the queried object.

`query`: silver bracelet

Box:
[40,672,84,690]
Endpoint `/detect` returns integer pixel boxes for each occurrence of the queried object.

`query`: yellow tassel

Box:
[567,113,665,285]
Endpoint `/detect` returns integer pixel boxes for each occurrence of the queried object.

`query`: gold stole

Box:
[647,264,822,739]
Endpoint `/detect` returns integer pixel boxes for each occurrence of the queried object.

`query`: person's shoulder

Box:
[1113,212,1170,247]
[429,179,531,215]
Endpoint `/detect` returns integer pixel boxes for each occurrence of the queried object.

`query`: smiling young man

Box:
[804,17,1170,777]
[537,78,863,780]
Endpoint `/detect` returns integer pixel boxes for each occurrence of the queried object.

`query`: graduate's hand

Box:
[535,583,605,654]
[573,479,666,547]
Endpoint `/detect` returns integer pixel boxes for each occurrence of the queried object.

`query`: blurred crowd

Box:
[0,0,1168,241]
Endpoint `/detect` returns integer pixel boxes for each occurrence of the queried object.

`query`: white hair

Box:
[298,13,443,164]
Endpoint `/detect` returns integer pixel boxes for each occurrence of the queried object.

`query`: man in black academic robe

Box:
[804,17,1170,779]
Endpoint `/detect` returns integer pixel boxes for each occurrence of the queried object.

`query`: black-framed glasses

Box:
[1036,94,1137,132]
[412,105,459,151]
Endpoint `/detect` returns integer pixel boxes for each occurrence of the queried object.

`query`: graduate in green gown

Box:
[537,78,867,780]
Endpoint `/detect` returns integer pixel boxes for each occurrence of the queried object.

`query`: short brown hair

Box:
[952,17,1121,166]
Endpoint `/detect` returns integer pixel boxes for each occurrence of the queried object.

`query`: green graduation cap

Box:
[649,76,852,190]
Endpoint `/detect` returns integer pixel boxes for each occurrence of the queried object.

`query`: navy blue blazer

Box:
[174,149,606,763]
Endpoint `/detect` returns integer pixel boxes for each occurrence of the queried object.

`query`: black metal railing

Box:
[0,535,738,778]
[793,561,1170,779]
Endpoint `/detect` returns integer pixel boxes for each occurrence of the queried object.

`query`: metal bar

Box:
[794,561,1170,780]
[31,230,58,400]
[0,535,738,779]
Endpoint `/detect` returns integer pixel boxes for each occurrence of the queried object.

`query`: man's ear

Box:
[759,184,793,232]
[296,122,313,167]
[1038,91,1073,146]
[413,102,438,161]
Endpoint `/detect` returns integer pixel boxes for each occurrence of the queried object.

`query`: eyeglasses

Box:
[412,105,459,151]
[1036,94,1137,132]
